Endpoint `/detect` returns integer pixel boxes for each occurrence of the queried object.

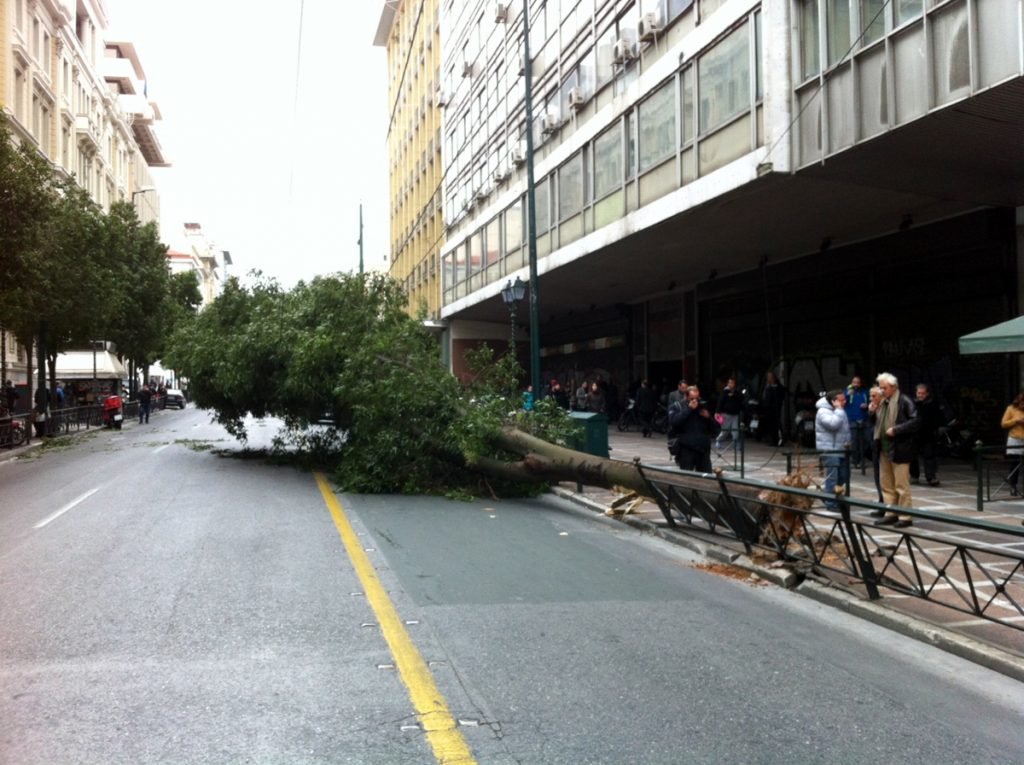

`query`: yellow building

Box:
[374,0,444,320]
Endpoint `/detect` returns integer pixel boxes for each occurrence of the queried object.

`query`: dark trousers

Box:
[909,440,937,481]
[676,447,712,473]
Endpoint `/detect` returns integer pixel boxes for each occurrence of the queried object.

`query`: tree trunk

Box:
[488,426,650,495]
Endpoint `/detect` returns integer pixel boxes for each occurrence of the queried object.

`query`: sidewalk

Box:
[553,426,1024,680]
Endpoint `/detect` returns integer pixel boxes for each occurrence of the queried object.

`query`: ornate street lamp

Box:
[500,276,527,353]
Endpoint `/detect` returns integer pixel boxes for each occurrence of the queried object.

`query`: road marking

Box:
[153,444,171,454]
[314,473,476,765]
[35,487,101,529]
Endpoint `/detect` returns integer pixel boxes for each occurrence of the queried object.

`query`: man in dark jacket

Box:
[871,372,919,527]
[138,384,153,424]
[667,386,721,472]
[909,383,942,487]
[636,379,657,438]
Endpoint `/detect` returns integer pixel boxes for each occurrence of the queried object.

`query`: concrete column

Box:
[760,0,794,173]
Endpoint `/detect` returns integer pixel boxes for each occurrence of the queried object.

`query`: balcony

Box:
[74,114,101,151]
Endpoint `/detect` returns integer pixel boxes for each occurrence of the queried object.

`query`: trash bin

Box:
[569,411,609,458]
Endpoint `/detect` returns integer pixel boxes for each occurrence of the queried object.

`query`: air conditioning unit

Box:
[493,166,511,183]
[541,112,562,134]
[494,2,509,23]
[461,60,473,78]
[475,186,490,202]
[510,145,526,166]
[612,38,636,64]
[518,52,528,76]
[638,12,662,41]
[434,88,448,108]
[568,86,586,111]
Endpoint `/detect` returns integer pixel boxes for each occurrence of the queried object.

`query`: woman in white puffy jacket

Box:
[815,390,851,507]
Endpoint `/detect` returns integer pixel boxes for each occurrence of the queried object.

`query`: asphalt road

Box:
[1,407,1022,764]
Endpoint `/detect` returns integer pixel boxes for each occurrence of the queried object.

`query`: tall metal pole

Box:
[521,0,541,398]
[358,202,364,276]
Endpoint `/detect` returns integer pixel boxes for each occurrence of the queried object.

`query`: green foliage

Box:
[166,272,573,495]
[0,113,174,380]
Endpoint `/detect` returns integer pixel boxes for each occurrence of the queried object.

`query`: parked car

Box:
[164,388,186,409]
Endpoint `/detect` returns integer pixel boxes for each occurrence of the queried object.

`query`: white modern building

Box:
[435,0,1024,437]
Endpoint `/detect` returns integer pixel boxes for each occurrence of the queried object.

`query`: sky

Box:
[104,0,391,287]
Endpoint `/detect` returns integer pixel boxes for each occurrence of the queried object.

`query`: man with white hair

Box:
[871,372,920,527]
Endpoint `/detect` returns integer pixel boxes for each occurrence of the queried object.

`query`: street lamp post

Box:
[521,0,541,399]
[500,277,527,354]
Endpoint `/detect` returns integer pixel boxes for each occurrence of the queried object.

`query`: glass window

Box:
[534,176,550,232]
[455,244,467,283]
[596,24,617,87]
[485,217,501,266]
[639,79,676,173]
[579,45,596,97]
[860,0,886,44]
[558,152,584,220]
[625,111,636,178]
[593,123,623,199]
[895,0,922,25]
[800,0,821,80]
[698,23,751,134]
[700,0,727,22]
[505,198,524,253]
[668,0,694,22]
[560,69,580,117]
[442,252,452,292]
[755,11,763,100]
[827,0,851,66]
[469,234,482,273]
[680,65,694,143]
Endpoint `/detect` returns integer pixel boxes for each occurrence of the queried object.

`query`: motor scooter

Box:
[102,395,124,430]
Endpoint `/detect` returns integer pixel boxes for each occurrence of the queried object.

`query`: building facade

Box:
[375,0,446,320]
[435,0,1024,439]
[1,0,166,392]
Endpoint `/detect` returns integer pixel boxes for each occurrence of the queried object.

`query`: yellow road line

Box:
[314,473,476,765]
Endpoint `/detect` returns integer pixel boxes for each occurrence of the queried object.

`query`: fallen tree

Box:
[164,272,662,496]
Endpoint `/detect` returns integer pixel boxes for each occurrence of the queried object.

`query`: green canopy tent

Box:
[958,316,1024,355]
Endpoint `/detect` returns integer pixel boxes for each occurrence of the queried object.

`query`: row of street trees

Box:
[0,113,201,401]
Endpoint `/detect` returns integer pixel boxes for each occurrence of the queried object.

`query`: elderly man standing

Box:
[871,372,919,527]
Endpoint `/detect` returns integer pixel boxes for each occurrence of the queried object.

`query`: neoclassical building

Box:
[1,0,166,391]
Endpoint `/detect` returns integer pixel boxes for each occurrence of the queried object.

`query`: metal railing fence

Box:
[638,463,1024,632]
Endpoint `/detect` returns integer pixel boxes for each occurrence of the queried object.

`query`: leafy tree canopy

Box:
[165,272,577,494]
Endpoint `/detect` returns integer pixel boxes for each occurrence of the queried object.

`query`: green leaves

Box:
[166,272,573,495]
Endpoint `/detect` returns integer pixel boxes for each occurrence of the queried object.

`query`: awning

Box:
[958,316,1024,355]
[55,350,128,380]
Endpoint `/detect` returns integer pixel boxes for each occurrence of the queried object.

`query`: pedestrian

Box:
[32,386,50,437]
[844,375,871,468]
[867,386,885,502]
[54,383,65,409]
[1000,392,1024,497]
[575,380,589,412]
[714,377,743,450]
[870,372,919,527]
[3,380,19,413]
[910,383,942,487]
[635,379,657,437]
[138,384,153,423]
[815,389,850,508]
[667,379,688,408]
[761,371,786,446]
[552,381,570,410]
[586,382,606,414]
[522,385,534,411]
[667,386,720,472]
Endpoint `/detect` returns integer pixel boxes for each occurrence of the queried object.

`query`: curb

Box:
[549,485,1024,683]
